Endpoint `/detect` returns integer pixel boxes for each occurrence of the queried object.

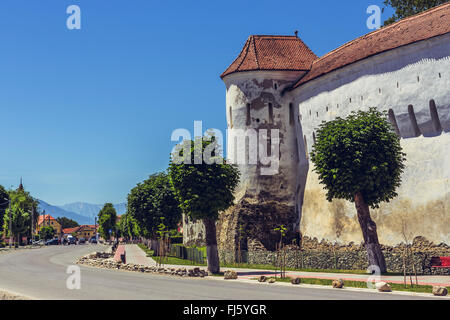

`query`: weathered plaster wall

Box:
[182,213,205,247]
[185,33,450,251]
[215,71,307,251]
[291,33,450,245]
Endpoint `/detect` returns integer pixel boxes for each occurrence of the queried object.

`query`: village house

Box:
[62,225,98,240]
[36,214,62,239]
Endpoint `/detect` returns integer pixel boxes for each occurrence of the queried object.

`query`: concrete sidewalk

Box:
[124,244,157,266]
[127,244,450,287]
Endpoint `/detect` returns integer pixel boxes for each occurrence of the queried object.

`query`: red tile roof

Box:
[221,35,318,79]
[62,225,97,234]
[63,227,79,234]
[292,3,450,88]
[38,215,56,224]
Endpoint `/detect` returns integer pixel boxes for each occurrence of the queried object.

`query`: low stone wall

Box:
[219,236,450,275]
[76,251,209,278]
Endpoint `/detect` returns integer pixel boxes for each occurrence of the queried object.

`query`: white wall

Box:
[223,71,305,210]
[288,33,450,245]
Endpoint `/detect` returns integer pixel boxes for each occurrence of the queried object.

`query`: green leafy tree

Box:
[168,137,240,274]
[56,217,79,229]
[3,188,39,245]
[0,185,9,233]
[97,203,117,241]
[155,217,170,265]
[310,108,406,273]
[127,172,181,239]
[39,226,55,241]
[274,225,288,278]
[383,0,448,25]
[118,212,140,240]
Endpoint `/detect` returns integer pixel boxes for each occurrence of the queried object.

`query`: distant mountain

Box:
[58,202,126,220]
[38,200,94,225]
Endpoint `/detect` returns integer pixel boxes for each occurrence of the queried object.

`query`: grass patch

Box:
[219,263,368,275]
[151,256,207,266]
[137,243,207,266]
[137,243,153,257]
[264,276,447,294]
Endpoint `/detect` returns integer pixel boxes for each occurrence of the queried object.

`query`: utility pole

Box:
[8,200,12,249]
[94,216,97,241]
[31,206,34,246]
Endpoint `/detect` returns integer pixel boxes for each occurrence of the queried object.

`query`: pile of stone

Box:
[223,270,238,280]
[375,282,392,292]
[77,252,208,278]
[432,286,448,296]
[257,275,267,282]
[332,279,344,288]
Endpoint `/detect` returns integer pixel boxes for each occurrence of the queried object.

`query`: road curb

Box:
[206,276,450,300]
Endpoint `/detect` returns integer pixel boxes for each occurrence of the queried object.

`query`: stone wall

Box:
[219,236,450,275]
[217,195,300,253]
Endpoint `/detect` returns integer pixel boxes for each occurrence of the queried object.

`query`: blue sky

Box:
[0,0,394,205]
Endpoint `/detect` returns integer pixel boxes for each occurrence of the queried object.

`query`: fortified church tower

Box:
[217,35,317,253]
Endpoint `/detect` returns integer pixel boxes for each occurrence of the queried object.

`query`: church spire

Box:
[18,177,24,191]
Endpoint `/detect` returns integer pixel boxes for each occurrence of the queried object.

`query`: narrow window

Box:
[379,88,381,94]
[268,103,274,124]
[326,106,328,112]
[246,103,251,126]
[289,103,294,125]
[417,76,420,82]
[312,132,316,144]
[229,107,233,128]
[388,109,401,136]
[397,82,399,88]
[439,73,441,78]
[337,104,339,109]
[408,105,421,137]
[267,129,272,157]
[429,99,442,133]
[349,98,352,103]
[303,135,309,160]
[316,112,319,117]
[361,96,363,101]
[274,83,278,90]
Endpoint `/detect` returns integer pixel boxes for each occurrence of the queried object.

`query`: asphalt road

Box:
[0,245,441,300]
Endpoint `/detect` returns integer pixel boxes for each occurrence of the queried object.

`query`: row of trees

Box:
[0,184,81,245]
[116,108,405,274]
[0,185,39,246]
[116,137,240,273]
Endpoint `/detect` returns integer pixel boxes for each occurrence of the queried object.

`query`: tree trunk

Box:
[354,192,387,273]
[204,218,220,274]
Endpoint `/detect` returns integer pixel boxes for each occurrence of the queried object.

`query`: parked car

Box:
[78,238,86,244]
[89,237,97,244]
[32,240,44,246]
[45,239,59,246]
[68,237,76,245]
